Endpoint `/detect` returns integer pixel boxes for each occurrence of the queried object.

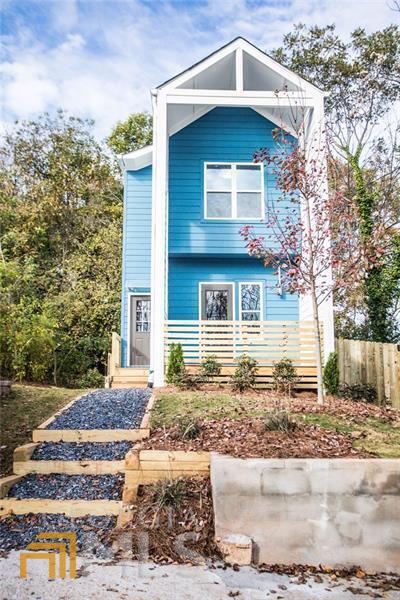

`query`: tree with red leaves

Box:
[241,129,384,404]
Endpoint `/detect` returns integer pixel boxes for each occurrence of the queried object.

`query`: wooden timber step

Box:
[0,475,122,517]
[13,443,125,476]
[110,367,149,389]
[31,392,152,443]
[124,449,210,488]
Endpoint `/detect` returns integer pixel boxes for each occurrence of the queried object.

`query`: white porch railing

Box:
[164,320,322,366]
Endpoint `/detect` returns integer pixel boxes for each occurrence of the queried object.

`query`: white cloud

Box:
[1,0,397,139]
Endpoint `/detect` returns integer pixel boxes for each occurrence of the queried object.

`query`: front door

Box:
[200,283,233,320]
[130,295,151,365]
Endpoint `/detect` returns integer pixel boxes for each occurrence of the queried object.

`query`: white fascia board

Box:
[160,39,243,91]
[120,145,153,171]
[240,39,325,97]
[166,92,317,107]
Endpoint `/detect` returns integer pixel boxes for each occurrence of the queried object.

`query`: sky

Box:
[1,0,399,140]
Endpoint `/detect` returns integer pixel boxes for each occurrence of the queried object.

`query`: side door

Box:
[130,295,151,366]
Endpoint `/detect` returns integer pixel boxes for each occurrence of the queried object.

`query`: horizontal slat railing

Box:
[164,320,321,367]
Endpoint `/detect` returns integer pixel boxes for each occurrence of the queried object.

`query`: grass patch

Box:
[0,384,89,475]
[296,413,400,458]
[151,391,268,427]
[152,391,400,459]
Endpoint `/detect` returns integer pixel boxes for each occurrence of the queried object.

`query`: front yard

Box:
[149,390,400,458]
[0,384,91,475]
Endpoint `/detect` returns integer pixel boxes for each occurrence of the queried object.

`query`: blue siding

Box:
[168,257,298,320]
[168,106,283,256]
[121,166,152,366]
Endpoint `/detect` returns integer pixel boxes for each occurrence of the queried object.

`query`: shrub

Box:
[200,354,221,381]
[75,368,104,389]
[231,354,258,392]
[153,478,188,508]
[176,416,202,439]
[323,351,339,395]
[264,410,297,433]
[339,383,377,403]
[272,358,299,396]
[166,343,185,384]
[175,370,203,390]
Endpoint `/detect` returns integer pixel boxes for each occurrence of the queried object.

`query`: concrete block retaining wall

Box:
[211,455,400,573]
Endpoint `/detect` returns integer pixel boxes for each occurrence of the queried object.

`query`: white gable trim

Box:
[119,106,216,171]
[158,37,324,97]
[252,107,300,139]
[119,145,153,171]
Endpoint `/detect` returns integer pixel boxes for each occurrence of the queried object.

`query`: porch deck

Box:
[165,320,320,389]
[107,321,321,389]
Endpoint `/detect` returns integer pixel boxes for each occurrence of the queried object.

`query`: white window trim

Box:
[204,162,264,221]
[198,282,235,320]
[239,282,264,321]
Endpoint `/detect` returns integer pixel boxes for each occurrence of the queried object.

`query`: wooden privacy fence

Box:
[165,320,320,365]
[165,320,321,389]
[336,338,400,407]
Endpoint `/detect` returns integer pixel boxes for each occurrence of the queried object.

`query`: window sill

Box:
[201,218,264,224]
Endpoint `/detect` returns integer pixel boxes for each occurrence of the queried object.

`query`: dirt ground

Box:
[1,553,399,600]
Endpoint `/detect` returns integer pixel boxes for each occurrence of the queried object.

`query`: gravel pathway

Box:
[0,514,115,554]
[47,388,151,430]
[31,441,134,461]
[6,474,124,500]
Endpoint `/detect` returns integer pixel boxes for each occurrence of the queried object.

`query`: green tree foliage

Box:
[273,25,400,342]
[323,352,340,396]
[166,343,185,384]
[107,112,153,154]
[0,111,123,385]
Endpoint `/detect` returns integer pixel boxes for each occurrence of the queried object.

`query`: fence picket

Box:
[337,338,399,407]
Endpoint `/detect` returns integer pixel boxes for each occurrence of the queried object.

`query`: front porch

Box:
[107,320,321,389]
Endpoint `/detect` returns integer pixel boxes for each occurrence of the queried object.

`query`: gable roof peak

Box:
[157,36,324,94]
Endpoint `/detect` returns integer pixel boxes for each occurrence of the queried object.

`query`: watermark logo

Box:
[19,532,76,579]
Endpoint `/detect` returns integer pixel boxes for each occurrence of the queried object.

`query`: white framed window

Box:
[239,282,263,321]
[204,162,264,220]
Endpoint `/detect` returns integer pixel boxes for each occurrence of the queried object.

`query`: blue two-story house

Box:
[108,37,334,389]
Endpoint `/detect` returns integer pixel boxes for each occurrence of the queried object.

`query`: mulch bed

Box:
[286,395,398,423]
[47,388,151,430]
[6,473,125,500]
[112,476,220,564]
[139,418,373,459]
[0,514,116,555]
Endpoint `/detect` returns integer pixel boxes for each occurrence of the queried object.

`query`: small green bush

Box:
[231,354,258,392]
[176,416,202,439]
[323,351,339,395]
[166,343,185,384]
[153,478,188,508]
[264,410,297,433]
[272,358,299,396]
[174,370,203,390]
[200,354,221,381]
[75,368,104,389]
[339,383,377,403]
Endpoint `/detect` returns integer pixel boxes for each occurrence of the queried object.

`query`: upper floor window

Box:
[204,163,264,220]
